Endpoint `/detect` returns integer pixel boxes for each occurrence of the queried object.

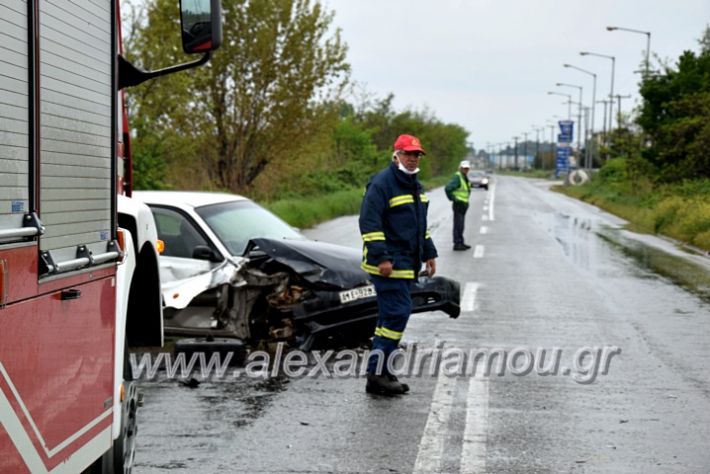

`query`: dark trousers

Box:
[367,276,413,375]
[452,202,468,244]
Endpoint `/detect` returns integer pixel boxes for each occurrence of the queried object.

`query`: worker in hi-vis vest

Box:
[445,160,472,250]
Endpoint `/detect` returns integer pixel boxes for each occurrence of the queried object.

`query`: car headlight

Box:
[482,178,489,184]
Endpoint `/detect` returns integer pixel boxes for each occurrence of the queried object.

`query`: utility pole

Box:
[614,94,632,128]
[534,127,541,169]
[549,124,556,170]
[522,132,529,170]
[583,107,591,168]
[596,99,611,162]
[513,136,519,170]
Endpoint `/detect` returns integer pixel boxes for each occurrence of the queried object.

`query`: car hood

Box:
[248,238,369,290]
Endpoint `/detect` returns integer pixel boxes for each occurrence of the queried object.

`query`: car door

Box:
[150,205,226,302]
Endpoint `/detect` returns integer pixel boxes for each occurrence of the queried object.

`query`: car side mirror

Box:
[180,0,222,54]
[192,245,221,262]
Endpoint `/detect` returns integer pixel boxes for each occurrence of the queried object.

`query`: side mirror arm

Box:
[118,53,211,90]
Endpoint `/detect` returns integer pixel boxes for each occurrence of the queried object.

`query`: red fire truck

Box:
[0,1,221,472]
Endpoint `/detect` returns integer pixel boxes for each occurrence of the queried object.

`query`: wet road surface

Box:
[133,176,710,473]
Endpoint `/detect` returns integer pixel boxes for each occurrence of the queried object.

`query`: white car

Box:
[134,191,461,349]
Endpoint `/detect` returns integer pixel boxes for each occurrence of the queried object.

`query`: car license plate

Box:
[339,285,376,304]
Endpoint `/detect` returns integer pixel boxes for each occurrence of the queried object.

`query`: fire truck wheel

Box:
[112,380,138,473]
[86,346,138,474]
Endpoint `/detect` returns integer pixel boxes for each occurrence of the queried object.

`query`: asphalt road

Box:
[133,175,710,473]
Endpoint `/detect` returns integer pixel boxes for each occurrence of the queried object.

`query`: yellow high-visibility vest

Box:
[452,171,470,204]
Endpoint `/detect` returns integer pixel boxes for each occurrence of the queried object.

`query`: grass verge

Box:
[265,174,451,229]
[265,188,364,229]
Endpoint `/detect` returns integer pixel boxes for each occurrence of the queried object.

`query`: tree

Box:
[637,27,710,182]
[125,0,349,193]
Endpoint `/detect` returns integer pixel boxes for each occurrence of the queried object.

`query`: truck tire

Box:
[85,346,138,474]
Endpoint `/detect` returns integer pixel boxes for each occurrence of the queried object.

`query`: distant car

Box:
[468,171,490,190]
[133,191,461,350]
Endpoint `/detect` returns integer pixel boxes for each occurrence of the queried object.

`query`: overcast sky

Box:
[324,0,710,149]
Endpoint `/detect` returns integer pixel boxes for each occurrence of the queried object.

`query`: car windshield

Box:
[195,200,305,256]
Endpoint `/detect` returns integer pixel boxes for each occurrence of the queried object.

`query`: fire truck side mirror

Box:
[180,0,223,54]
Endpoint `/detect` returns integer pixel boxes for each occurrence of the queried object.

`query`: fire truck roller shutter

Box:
[0,0,31,235]
[38,0,113,266]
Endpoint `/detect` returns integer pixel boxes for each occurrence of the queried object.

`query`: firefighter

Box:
[445,160,472,250]
[359,134,438,395]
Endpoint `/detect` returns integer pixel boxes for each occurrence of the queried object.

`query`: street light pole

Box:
[580,51,615,132]
[564,64,597,169]
[547,91,572,120]
[513,136,519,170]
[556,83,583,150]
[607,26,651,77]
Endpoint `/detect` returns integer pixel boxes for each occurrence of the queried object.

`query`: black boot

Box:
[453,243,468,251]
[366,374,407,395]
[387,374,410,393]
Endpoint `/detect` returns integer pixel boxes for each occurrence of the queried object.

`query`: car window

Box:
[195,200,304,256]
[152,207,209,259]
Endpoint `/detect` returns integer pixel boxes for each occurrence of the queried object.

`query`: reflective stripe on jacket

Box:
[359,163,438,279]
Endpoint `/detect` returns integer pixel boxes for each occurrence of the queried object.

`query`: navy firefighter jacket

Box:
[359,163,438,279]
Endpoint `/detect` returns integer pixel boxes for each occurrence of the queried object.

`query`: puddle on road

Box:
[538,210,710,304]
[537,211,596,272]
[596,228,710,304]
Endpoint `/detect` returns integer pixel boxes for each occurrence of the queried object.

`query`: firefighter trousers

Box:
[367,276,413,375]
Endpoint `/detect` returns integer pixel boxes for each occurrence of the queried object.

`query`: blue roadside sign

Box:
[555,145,571,177]
[558,120,574,143]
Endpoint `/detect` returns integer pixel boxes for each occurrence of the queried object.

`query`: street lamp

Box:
[607,26,651,77]
[556,82,583,150]
[580,51,615,132]
[547,91,572,120]
[564,64,597,169]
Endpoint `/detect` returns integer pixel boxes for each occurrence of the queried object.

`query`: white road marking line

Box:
[460,378,490,474]
[488,185,496,221]
[413,371,458,474]
[473,245,485,259]
[483,205,488,211]
[479,226,488,234]
[481,215,488,222]
[461,282,480,312]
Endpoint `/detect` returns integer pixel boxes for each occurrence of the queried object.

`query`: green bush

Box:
[651,196,685,233]
[597,158,627,184]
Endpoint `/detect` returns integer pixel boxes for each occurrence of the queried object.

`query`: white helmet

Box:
[460,160,471,168]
